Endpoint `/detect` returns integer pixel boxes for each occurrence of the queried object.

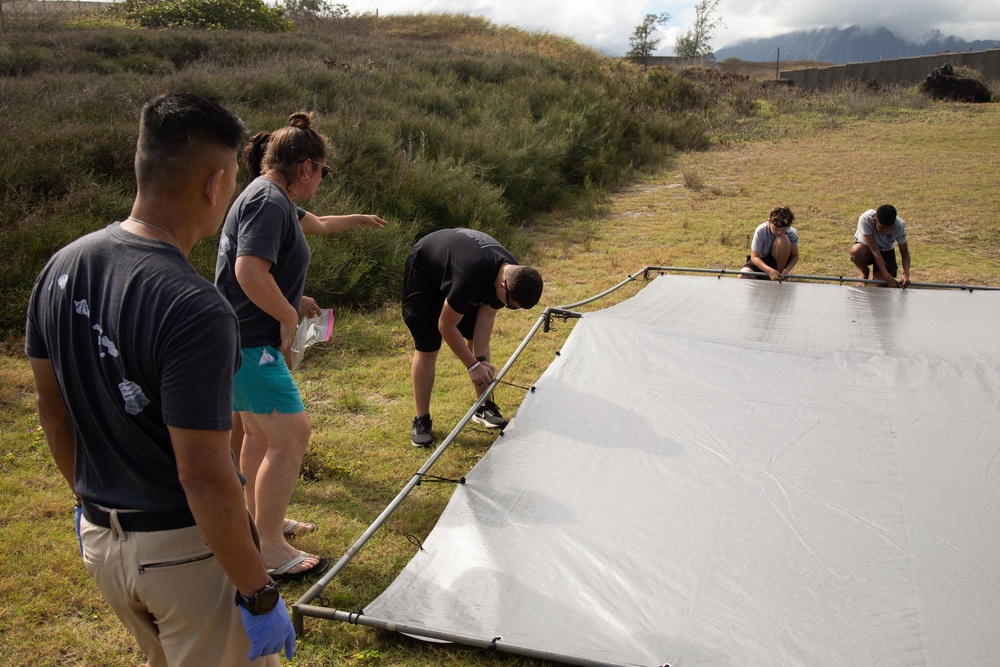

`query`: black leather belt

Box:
[81,499,196,532]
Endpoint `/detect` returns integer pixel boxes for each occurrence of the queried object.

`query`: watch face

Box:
[254,586,280,615]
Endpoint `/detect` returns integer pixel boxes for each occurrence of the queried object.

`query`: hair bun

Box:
[287,112,314,129]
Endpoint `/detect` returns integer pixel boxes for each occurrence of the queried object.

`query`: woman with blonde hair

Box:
[216,112,385,580]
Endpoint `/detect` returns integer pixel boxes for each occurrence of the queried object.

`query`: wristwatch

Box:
[235,578,280,615]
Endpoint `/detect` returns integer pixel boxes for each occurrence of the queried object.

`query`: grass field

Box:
[2,100,999,666]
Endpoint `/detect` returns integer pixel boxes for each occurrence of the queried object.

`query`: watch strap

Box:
[236,578,278,615]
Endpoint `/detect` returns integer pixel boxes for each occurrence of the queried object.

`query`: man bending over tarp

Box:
[402,228,543,448]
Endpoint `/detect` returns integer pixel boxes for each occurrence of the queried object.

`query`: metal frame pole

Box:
[640,265,1000,290]
[294,313,555,632]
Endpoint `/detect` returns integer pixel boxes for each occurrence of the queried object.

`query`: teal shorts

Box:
[232,345,305,415]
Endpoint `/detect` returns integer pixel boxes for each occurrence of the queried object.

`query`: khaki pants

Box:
[80,514,279,667]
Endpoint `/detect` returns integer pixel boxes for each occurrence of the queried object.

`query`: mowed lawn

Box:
[1,102,998,667]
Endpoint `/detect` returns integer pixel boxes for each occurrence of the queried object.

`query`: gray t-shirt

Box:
[25,223,240,512]
[215,176,311,348]
[750,221,798,257]
[854,209,907,252]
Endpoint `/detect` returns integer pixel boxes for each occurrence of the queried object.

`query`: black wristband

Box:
[476,356,487,362]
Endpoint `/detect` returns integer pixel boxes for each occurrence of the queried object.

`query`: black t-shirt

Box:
[25,223,240,512]
[409,228,516,313]
[215,176,310,348]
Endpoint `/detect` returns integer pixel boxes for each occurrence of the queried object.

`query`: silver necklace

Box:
[127,216,180,251]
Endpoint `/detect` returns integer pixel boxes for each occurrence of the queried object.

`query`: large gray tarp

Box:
[363,276,1000,666]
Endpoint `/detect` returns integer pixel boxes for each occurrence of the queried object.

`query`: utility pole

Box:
[775,47,780,79]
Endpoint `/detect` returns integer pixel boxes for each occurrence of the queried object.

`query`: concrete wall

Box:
[780,49,1000,90]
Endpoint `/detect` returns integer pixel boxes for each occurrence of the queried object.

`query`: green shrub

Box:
[724,82,761,116]
[648,112,711,151]
[0,44,53,76]
[645,67,705,111]
[389,155,511,234]
[412,84,465,120]
[107,0,291,32]
[114,53,167,74]
[952,65,986,82]
[61,49,121,75]
[447,56,529,85]
[300,215,419,308]
[233,71,302,106]
[79,29,146,58]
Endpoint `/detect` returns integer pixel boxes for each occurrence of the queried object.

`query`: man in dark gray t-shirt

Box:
[27,224,238,510]
[26,93,294,666]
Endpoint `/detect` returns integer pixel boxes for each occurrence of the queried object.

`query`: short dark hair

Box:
[135,92,246,188]
[875,204,897,227]
[506,266,543,309]
[768,205,795,228]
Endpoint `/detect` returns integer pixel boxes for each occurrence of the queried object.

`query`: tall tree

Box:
[627,12,671,69]
[674,0,724,60]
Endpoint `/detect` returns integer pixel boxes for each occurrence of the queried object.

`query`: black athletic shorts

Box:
[863,248,898,278]
[741,254,778,280]
[402,252,478,352]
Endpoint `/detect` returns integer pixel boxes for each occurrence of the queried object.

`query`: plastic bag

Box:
[290,309,334,370]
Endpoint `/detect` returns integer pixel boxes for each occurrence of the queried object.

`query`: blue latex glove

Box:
[74,505,83,555]
[239,596,296,661]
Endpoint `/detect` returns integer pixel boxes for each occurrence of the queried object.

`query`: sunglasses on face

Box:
[303,159,331,179]
[504,286,518,310]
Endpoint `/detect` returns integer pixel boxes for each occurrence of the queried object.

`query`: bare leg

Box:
[236,410,307,532]
[238,411,263,517]
[849,243,871,280]
[412,349,438,417]
[229,412,244,462]
[772,235,792,273]
[239,410,320,573]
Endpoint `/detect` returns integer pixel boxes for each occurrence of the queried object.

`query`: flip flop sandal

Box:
[268,551,331,582]
[282,519,318,536]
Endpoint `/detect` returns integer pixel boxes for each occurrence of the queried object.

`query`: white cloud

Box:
[716,0,1000,47]
[339,0,1000,55]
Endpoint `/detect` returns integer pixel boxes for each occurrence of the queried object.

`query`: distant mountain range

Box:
[715,26,1000,65]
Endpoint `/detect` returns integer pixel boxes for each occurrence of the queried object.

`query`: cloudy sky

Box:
[343,0,1000,56]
